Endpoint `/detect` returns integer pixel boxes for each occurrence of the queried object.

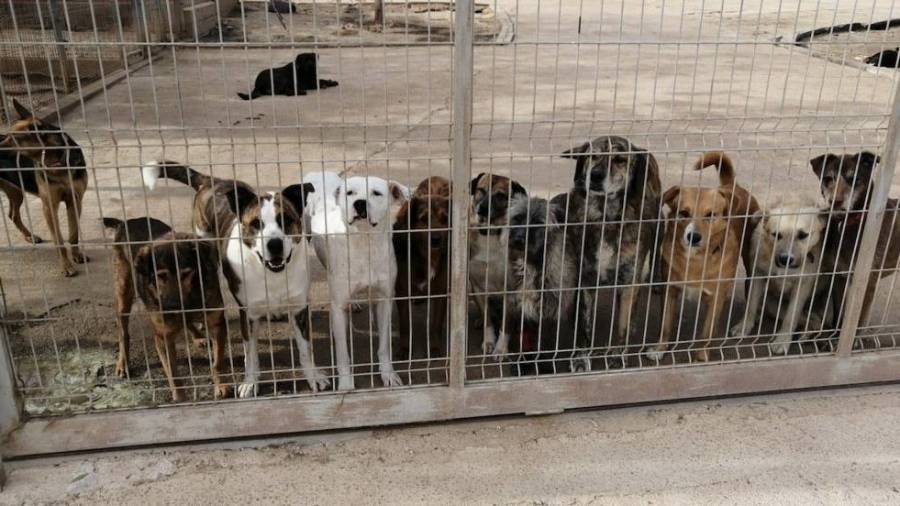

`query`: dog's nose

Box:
[686,231,702,246]
[353,200,368,218]
[267,238,284,257]
[476,202,489,218]
[430,234,442,248]
[775,254,794,268]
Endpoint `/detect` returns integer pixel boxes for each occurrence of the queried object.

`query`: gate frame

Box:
[3,0,900,458]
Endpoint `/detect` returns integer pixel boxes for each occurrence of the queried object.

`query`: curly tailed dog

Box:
[142,161,319,397]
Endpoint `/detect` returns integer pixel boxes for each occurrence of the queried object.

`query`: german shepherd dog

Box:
[103,217,228,402]
[237,53,339,100]
[810,151,900,332]
[1,99,89,276]
[560,136,661,355]
[393,176,452,358]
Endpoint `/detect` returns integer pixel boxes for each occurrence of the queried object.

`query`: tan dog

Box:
[393,176,452,358]
[649,152,760,362]
[103,217,228,402]
[1,99,89,277]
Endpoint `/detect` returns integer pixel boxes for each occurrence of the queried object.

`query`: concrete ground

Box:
[3,384,900,504]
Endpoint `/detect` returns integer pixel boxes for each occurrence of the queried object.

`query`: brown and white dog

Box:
[649,152,760,362]
[393,176,452,358]
[142,161,319,397]
[468,172,528,358]
[810,151,900,331]
[1,99,88,277]
[103,217,228,402]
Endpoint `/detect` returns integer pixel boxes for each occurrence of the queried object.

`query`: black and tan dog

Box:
[560,136,661,354]
[1,99,89,276]
[394,176,452,358]
[810,151,900,330]
[103,217,228,402]
[237,53,339,100]
[468,172,528,358]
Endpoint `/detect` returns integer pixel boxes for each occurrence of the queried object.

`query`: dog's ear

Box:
[810,153,839,178]
[859,151,881,168]
[393,199,412,231]
[627,149,653,196]
[282,182,315,214]
[224,184,257,216]
[11,99,34,120]
[469,172,486,195]
[717,188,736,215]
[562,142,591,188]
[389,181,409,202]
[661,186,681,215]
[510,179,527,198]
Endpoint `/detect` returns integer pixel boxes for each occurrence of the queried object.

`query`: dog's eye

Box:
[613,156,627,165]
[772,231,782,240]
[347,190,356,197]
[280,216,294,228]
[677,210,690,219]
[494,192,508,201]
[822,176,833,184]
[704,212,714,219]
[372,190,383,197]
[249,218,261,230]
[797,231,809,240]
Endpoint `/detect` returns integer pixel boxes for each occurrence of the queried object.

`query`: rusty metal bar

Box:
[448,0,475,388]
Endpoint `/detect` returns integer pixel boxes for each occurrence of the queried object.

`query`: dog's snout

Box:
[476,202,489,218]
[429,234,442,248]
[353,200,368,218]
[686,231,702,246]
[267,238,284,257]
[775,254,795,268]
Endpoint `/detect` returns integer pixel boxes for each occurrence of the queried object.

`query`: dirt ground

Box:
[2,0,900,415]
[3,384,900,504]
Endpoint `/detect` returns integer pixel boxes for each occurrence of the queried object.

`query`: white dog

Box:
[305,172,408,390]
[730,195,827,355]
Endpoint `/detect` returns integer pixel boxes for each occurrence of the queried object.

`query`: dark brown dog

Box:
[810,151,899,330]
[103,217,228,402]
[393,176,451,358]
[1,99,89,276]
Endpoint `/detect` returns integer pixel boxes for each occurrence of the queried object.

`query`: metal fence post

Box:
[448,0,475,389]
[0,279,22,437]
[837,81,900,356]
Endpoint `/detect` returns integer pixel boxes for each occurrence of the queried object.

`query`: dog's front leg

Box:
[290,310,331,392]
[730,275,763,338]
[238,319,260,398]
[646,284,679,361]
[330,303,355,391]
[38,186,76,277]
[376,298,403,387]
[770,281,806,355]
[694,287,728,362]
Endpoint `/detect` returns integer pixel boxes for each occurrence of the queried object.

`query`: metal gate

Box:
[2,0,900,457]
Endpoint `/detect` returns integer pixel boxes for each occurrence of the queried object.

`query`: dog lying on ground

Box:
[468,172,528,358]
[560,136,661,356]
[492,195,596,373]
[650,151,760,362]
[810,151,899,331]
[103,217,228,401]
[393,176,452,359]
[1,99,89,276]
[142,161,320,397]
[237,53,338,100]
[305,171,408,390]
[730,195,827,354]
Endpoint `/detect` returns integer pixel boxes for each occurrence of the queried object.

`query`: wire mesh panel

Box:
[1,0,900,452]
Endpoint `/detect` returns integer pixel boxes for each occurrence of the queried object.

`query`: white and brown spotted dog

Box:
[142,161,319,397]
[730,195,827,354]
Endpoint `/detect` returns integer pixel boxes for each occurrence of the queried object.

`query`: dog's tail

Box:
[236,89,260,100]
[693,151,735,187]
[141,160,211,192]
[102,217,124,230]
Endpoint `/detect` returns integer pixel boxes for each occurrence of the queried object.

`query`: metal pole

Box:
[0,278,22,438]
[448,0,474,389]
[48,0,71,93]
[837,81,900,356]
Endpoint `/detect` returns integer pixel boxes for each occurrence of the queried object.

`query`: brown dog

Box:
[649,152,760,362]
[1,99,89,276]
[104,217,228,402]
[810,151,900,330]
[393,176,452,358]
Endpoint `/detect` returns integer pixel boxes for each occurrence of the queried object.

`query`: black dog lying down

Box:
[237,53,338,100]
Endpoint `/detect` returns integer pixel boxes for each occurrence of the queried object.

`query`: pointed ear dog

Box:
[11,98,34,120]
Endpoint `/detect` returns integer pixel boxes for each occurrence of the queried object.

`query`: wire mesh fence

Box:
[1,0,899,440]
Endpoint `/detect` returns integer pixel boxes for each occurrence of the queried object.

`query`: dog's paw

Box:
[237,381,258,398]
[570,355,592,373]
[768,337,791,355]
[114,358,128,378]
[30,235,43,244]
[490,342,509,361]
[72,252,89,264]
[481,339,495,355]
[306,369,331,392]
[644,346,667,362]
[729,323,748,338]
[691,349,710,362]
[380,370,403,387]
[337,376,355,391]
[214,384,231,400]
[62,263,78,277]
